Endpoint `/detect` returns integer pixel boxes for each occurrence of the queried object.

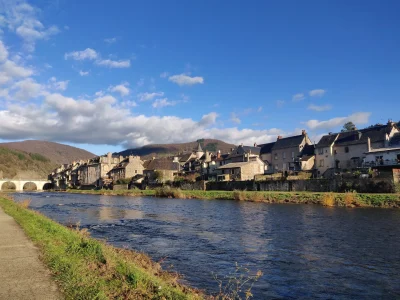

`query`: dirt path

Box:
[0,207,62,300]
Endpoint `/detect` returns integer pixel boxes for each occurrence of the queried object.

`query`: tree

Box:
[342,121,356,132]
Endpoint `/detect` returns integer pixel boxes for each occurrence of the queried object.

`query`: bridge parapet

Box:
[0,180,51,191]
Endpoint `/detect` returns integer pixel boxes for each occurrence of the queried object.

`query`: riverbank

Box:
[65,188,400,208]
[0,195,202,300]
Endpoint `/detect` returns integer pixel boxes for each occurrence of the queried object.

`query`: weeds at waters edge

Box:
[322,193,335,207]
[155,187,184,199]
[213,263,263,300]
[0,195,203,299]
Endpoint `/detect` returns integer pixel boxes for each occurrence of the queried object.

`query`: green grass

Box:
[66,188,400,208]
[0,196,202,300]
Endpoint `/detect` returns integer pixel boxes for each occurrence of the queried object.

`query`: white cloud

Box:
[0,41,9,62]
[309,89,326,97]
[304,112,371,131]
[276,100,285,108]
[230,113,241,124]
[65,48,130,68]
[168,74,204,86]
[257,106,262,112]
[160,72,169,78]
[137,92,164,101]
[0,1,60,52]
[10,78,43,101]
[64,48,98,61]
[95,59,130,68]
[48,77,69,91]
[0,90,285,148]
[152,98,176,108]
[292,93,305,102]
[109,82,130,96]
[308,104,332,112]
[44,63,52,69]
[104,37,117,44]
[79,70,89,76]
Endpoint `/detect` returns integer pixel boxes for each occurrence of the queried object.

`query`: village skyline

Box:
[0,1,399,155]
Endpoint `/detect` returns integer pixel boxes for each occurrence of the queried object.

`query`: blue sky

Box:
[0,0,398,155]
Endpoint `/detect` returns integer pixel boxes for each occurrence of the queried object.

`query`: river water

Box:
[13,192,400,299]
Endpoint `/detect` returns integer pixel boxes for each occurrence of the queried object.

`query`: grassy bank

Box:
[0,195,202,300]
[66,188,400,208]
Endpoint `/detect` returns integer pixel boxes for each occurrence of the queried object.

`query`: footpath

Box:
[0,207,61,300]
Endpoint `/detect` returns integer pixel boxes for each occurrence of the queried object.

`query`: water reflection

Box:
[14,192,400,299]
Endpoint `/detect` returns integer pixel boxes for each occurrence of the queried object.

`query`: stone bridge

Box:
[0,180,51,191]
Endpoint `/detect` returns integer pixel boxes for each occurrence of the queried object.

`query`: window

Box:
[231,169,235,175]
[345,146,349,153]
[275,165,279,170]
[334,149,337,154]
[283,152,286,159]
[135,170,137,174]
[292,152,295,158]
[318,148,323,155]
[319,159,324,167]
[274,154,278,160]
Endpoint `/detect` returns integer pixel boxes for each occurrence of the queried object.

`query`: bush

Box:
[322,193,335,206]
[154,187,183,198]
[344,192,357,207]
[233,190,246,201]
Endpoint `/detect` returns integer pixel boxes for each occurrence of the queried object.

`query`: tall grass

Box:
[322,193,335,207]
[0,196,202,299]
[155,187,184,198]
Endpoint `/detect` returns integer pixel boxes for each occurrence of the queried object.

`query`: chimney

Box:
[302,129,306,136]
[367,137,371,152]
[217,150,221,159]
[241,143,243,147]
[254,142,257,147]
[277,136,283,140]
[128,155,134,162]
[328,132,332,135]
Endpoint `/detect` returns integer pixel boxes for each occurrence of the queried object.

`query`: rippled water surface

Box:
[14,192,400,299]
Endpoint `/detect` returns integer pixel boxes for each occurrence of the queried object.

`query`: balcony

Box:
[363,159,400,168]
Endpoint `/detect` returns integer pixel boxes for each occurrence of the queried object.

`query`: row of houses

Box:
[49,120,400,188]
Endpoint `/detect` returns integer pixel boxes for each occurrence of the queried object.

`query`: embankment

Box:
[0,195,202,300]
[65,189,400,208]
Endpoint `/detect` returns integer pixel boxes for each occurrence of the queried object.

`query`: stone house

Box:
[315,133,340,177]
[143,158,180,183]
[333,122,399,171]
[79,152,125,186]
[259,142,275,174]
[270,130,314,173]
[216,156,265,181]
[107,156,144,182]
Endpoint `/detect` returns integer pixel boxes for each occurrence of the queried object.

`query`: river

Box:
[13,192,400,299]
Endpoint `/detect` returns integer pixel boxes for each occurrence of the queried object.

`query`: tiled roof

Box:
[259,142,276,154]
[272,135,305,150]
[144,158,180,171]
[300,144,315,156]
[316,134,338,147]
[178,153,194,163]
[390,133,400,146]
[242,146,261,155]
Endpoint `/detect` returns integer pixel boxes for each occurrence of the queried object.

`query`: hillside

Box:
[0,140,95,165]
[0,140,95,179]
[0,147,57,179]
[117,139,236,159]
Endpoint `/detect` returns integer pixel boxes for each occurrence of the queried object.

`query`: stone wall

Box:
[205,178,395,193]
[113,184,128,190]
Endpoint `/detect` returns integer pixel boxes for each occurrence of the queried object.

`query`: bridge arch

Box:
[23,182,37,191]
[1,181,16,191]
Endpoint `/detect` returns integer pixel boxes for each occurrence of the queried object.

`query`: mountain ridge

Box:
[117,139,236,159]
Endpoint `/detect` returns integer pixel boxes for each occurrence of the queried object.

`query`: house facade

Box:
[216,157,265,181]
[315,133,339,177]
[143,158,180,183]
[107,156,144,181]
[270,130,313,173]
[333,122,399,171]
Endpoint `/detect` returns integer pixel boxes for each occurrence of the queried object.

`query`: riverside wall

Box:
[205,178,396,193]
